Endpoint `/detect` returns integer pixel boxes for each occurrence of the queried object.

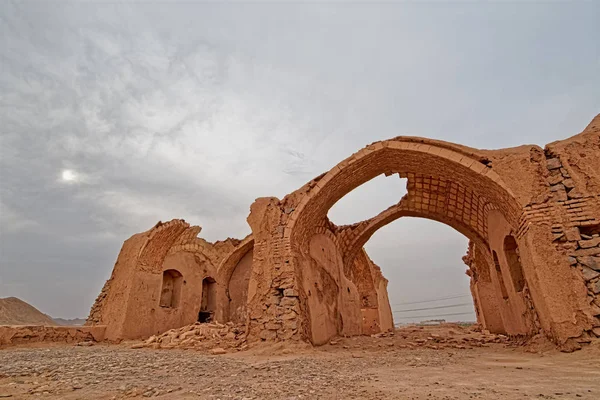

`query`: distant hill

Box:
[53,317,86,326]
[0,297,57,326]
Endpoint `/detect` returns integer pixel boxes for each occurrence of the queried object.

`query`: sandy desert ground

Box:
[1,325,599,400]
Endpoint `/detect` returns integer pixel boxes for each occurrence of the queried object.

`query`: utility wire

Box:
[393,302,473,313]
[394,311,475,319]
[391,294,470,306]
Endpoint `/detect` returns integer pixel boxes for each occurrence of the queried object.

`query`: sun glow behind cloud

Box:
[61,169,77,183]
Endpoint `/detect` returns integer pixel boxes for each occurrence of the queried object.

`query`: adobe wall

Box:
[479,115,600,345]
[121,251,211,338]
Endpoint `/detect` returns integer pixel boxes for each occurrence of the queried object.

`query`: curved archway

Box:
[283,138,532,344]
[364,218,475,326]
[288,139,520,251]
[335,176,490,269]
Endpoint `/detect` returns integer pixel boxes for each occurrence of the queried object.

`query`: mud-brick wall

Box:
[515,134,600,342]
[545,129,600,340]
[566,228,600,328]
[541,155,600,337]
[245,197,303,343]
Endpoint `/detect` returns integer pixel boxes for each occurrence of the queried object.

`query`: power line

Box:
[394,311,475,319]
[391,294,471,307]
[393,302,473,313]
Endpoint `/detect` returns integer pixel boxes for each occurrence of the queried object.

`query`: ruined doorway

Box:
[198,277,216,323]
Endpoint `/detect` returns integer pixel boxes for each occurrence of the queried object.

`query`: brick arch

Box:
[336,173,495,267]
[280,138,525,342]
[286,138,520,254]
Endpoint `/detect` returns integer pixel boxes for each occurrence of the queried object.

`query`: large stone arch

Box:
[287,138,519,249]
[283,138,535,343]
[240,137,567,345]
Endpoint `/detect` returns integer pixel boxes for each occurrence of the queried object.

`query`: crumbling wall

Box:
[482,115,600,346]
[245,197,302,342]
[86,220,242,340]
[545,117,600,343]
[85,230,149,337]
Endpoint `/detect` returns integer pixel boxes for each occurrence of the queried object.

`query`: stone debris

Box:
[358,324,510,350]
[562,228,600,336]
[0,324,599,399]
[130,321,246,353]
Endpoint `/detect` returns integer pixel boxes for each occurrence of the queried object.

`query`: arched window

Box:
[503,235,525,293]
[159,269,183,308]
[492,251,509,300]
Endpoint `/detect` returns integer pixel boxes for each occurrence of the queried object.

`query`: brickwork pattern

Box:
[286,140,521,255]
[315,173,495,268]
[509,148,600,342]
[532,153,600,338]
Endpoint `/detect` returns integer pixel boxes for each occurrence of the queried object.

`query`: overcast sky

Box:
[1,1,599,321]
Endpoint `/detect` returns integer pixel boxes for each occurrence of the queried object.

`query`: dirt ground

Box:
[1,325,599,400]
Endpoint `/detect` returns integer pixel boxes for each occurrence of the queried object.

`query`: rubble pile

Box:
[390,326,509,350]
[332,324,512,351]
[131,321,247,353]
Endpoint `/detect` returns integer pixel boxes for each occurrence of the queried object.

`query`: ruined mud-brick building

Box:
[87,115,600,348]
